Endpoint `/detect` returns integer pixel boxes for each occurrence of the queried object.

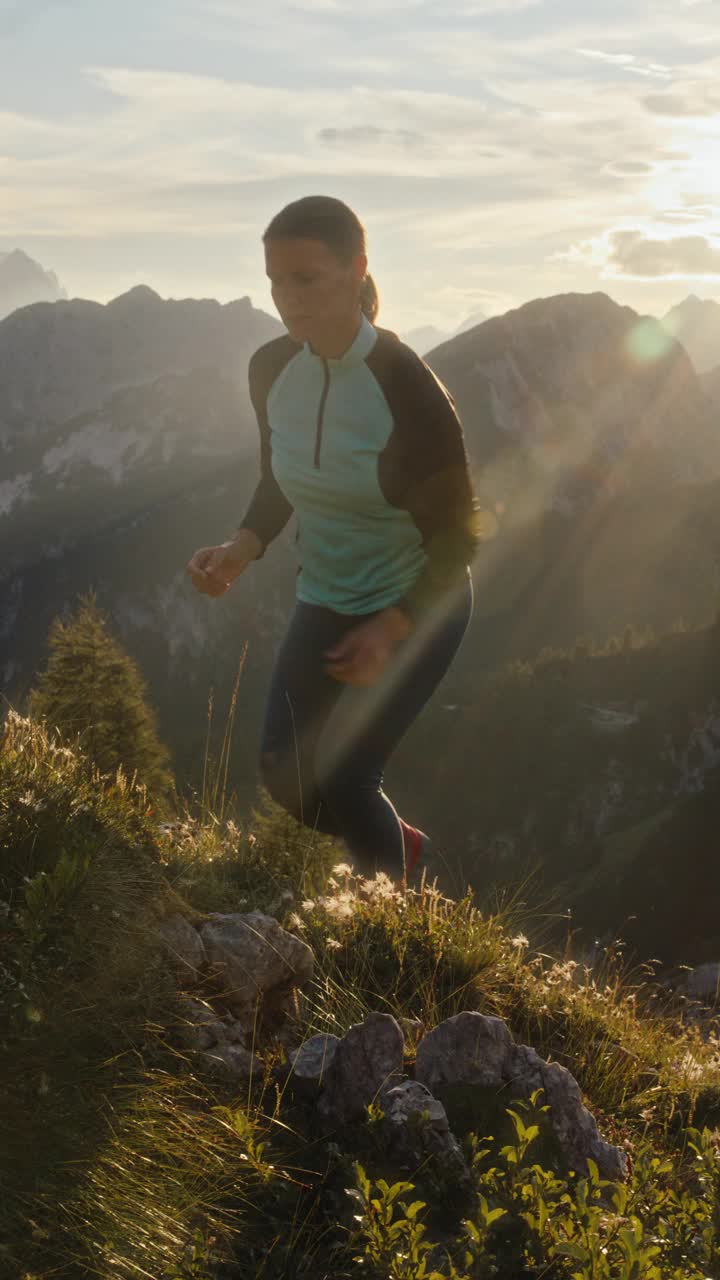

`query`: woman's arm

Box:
[236,339,298,555]
[370,339,482,622]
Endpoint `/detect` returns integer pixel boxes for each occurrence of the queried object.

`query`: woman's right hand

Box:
[186,528,262,597]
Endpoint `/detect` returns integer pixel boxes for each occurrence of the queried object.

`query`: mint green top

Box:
[267,314,426,614]
[242,313,479,618]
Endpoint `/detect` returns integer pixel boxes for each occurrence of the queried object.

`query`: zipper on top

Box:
[313,358,330,468]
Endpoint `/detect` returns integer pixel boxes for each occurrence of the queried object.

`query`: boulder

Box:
[156,913,207,978]
[289,1033,341,1093]
[516,1051,627,1182]
[199,911,314,1022]
[176,997,229,1050]
[415,1012,513,1091]
[201,1043,263,1080]
[382,1080,470,1184]
[318,1012,405,1125]
[415,1011,627,1181]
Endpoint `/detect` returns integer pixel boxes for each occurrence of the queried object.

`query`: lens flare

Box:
[625,318,674,365]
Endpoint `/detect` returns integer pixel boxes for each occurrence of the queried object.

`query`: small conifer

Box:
[28,592,175,802]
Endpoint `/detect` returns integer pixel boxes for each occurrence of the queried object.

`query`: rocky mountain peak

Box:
[108,284,163,308]
[661,295,720,373]
[426,289,717,510]
[0,248,66,319]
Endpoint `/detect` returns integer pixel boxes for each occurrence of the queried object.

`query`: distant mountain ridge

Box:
[661,294,720,374]
[402,307,488,355]
[0,283,279,435]
[3,285,720,817]
[0,249,66,320]
[430,291,719,509]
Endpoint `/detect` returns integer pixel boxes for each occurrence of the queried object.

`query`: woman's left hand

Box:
[323,607,412,686]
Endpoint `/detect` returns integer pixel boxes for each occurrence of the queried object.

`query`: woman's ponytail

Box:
[360,272,379,323]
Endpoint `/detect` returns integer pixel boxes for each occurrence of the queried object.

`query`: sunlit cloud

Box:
[607,230,720,277]
[4,0,720,319]
[576,48,672,78]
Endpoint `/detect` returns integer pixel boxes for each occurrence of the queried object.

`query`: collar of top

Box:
[303,311,377,368]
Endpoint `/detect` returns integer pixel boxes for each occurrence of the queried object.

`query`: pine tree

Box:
[28,592,175,802]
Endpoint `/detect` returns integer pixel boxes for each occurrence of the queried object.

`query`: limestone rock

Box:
[415,1011,627,1181]
[201,1043,262,1080]
[382,1080,470,1184]
[549,1063,626,1181]
[199,911,314,1019]
[289,1033,341,1093]
[177,997,228,1050]
[157,913,207,978]
[415,1012,513,1091]
[318,1012,405,1125]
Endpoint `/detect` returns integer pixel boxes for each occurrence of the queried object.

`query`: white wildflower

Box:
[510,933,529,951]
[301,899,316,914]
[326,938,342,951]
[322,891,355,921]
[332,862,354,878]
[288,912,306,931]
[360,871,398,901]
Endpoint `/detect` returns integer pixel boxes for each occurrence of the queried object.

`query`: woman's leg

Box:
[259,601,350,835]
[314,576,474,877]
[259,577,473,876]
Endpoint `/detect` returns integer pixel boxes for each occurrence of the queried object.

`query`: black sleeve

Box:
[370,337,481,619]
[237,338,298,556]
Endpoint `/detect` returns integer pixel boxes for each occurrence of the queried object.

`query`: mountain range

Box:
[2,280,719,960]
[402,308,488,355]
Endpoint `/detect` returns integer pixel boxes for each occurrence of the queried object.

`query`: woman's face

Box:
[265,237,367,346]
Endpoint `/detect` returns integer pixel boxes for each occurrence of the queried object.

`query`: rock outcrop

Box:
[199,911,315,1026]
[381,1080,470,1184]
[416,1012,627,1180]
[317,1012,405,1125]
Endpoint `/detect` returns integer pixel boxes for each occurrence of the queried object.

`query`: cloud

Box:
[643,85,720,115]
[605,160,654,176]
[576,48,672,78]
[318,126,425,148]
[261,0,543,13]
[607,230,720,277]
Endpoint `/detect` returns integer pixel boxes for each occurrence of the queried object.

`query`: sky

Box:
[1,0,720,331]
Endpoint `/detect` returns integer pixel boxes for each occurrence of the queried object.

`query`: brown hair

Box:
[263,195,379,322]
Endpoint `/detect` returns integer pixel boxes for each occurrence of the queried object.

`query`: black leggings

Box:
[259,575,473,876]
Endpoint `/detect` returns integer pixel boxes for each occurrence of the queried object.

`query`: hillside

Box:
[389,612,720,964]
[2,709,720,1279]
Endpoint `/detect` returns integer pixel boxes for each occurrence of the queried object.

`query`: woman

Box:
[187,195,479,881]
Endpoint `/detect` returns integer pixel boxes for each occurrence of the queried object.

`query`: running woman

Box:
[187,195,480,881]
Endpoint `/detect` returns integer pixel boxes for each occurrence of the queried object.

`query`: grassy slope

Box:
[2,711,720,1279]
